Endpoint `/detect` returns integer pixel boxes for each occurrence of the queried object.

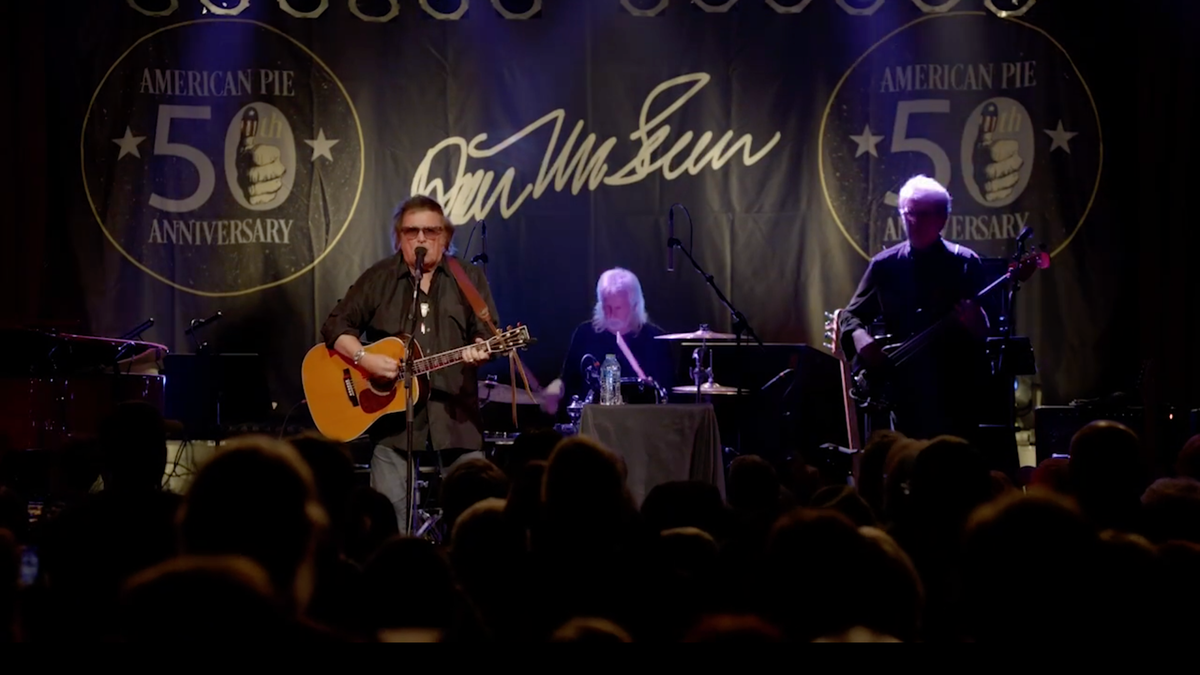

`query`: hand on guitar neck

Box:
[308,326,535,441]
[852,297,985,371]
[954,299,989,341]
[846,247,1048,408]
[336,334,490,382]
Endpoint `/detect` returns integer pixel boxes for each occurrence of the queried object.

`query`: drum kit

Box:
[478,378,539,406]
[659,323,749,401]
[477,323,748,440]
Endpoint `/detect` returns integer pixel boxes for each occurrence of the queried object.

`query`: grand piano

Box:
[0,328,167,453]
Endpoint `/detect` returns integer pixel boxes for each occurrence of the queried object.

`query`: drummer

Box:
[540,267,675,415]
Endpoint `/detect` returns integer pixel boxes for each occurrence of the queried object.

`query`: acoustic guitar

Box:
[301,325,534,442]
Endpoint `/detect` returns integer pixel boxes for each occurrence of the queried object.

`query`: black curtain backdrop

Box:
[0,0,1186,430]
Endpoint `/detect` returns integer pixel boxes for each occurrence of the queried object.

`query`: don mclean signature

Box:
[411,73,782,222]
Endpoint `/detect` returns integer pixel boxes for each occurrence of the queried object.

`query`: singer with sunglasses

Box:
[320,195,496,532]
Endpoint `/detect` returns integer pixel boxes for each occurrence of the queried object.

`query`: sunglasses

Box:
[400,226,445,239]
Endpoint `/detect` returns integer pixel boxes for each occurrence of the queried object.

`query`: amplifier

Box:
[1034,405,1198,470]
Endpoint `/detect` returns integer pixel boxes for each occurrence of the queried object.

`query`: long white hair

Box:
[591,267,648,334]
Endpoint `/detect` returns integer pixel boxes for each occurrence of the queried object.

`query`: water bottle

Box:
[600,354,621,405]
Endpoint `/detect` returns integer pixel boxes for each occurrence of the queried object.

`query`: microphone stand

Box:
[119,317,155,341]
[185,311,222,355]
[112,317,155,369]
[667,234,763,453]
[996,232,1031,475]
[403,254,425,536]
[470,221,488,275]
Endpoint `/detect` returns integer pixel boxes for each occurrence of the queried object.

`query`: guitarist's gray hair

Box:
[897,174,952,215]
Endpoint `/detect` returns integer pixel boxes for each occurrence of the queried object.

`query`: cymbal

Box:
[656,328,738,341]
[478,380,539,406]
[671,382,748,396]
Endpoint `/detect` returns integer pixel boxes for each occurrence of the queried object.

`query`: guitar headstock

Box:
[823,309,843,358]
[486,324,535,354]
[1009,245,1051,283]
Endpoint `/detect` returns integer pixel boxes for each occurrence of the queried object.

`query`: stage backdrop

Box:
[6,0,1172,425]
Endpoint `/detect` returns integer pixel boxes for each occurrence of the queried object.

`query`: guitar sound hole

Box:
[367,377,398,395]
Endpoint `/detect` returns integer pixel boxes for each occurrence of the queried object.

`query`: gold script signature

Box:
[411,73,782,223]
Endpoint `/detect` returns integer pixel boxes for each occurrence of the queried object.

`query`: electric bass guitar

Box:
[848,248,1050,411]
[301,325,534,442]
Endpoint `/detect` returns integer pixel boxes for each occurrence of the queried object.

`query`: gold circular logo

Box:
[81,19,365,297]
[819,11,1102,260]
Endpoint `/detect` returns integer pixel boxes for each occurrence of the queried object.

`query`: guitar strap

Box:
[445,256,537,426]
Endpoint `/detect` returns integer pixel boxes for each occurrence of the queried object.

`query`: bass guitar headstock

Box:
[1009,245,1051,284]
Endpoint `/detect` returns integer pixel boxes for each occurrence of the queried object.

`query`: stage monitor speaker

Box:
[1034,405,1198,473]
[164,353,273,439]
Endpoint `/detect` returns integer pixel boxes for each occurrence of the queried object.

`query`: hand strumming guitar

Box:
[852,329,888,368]
[360,353,400,380]
[359,338,488,379]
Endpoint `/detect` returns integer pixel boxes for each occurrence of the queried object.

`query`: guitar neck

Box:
[411,344,477,375]
[889,267,1014,367]
[839,359,861,450]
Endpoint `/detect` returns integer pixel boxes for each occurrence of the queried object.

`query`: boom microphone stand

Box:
[404,247,427,536]
[112,317,155,369]
[667,207,763,453]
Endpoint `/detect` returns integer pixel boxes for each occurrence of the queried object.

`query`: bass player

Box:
[837,175,991,443]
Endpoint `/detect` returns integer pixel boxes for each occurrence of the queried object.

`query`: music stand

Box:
[164,353,273,440]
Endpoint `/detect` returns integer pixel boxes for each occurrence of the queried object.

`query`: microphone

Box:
[184,311,222,335]
[471,221,489,264]
[119,317,154,340]
[760,367,794,391]
[667,207,675,272]
[414,246,427,283]
[1016,226,1033,246]
[580,353,599,383]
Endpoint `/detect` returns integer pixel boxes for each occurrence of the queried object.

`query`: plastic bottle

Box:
[600,354,621,405]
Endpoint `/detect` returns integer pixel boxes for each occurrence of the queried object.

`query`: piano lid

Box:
[0,327,169,377]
